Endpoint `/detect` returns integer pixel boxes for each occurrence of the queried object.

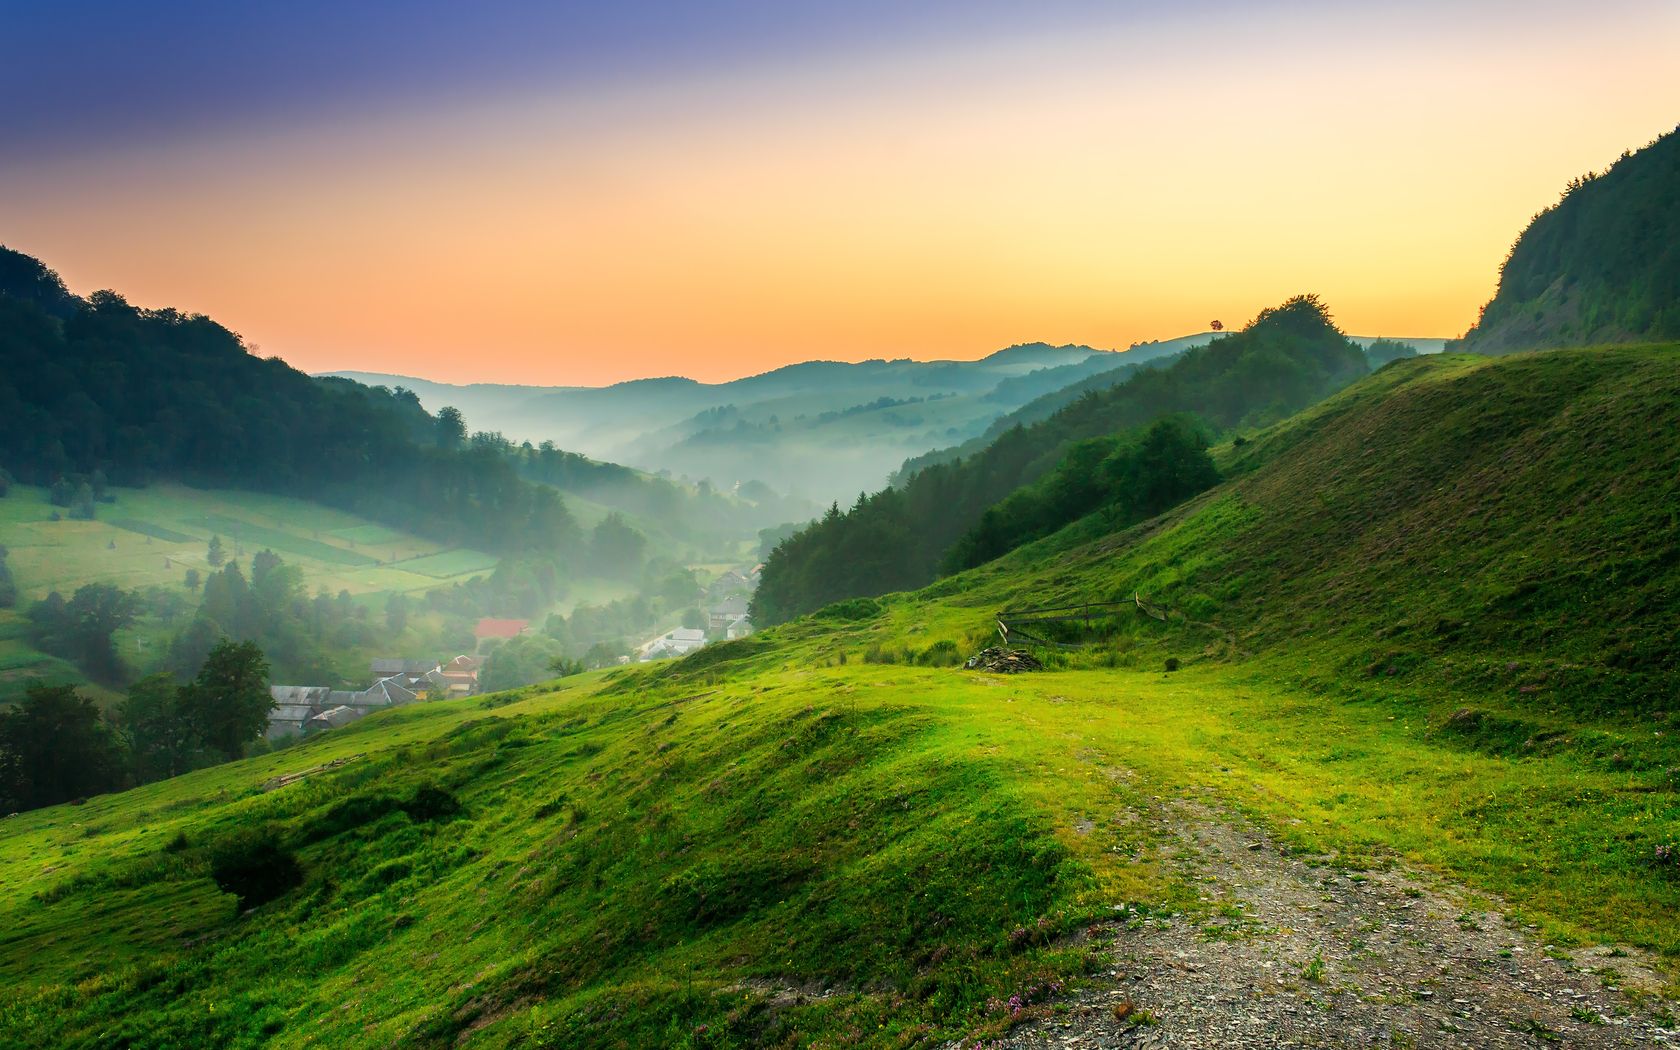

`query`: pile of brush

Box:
[963,647,1045,673]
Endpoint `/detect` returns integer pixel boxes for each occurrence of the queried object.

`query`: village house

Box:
[723,616,752,640]
[707,592,751,635]
[706,570,750,603]
[266,703,318,741]
[265,652,485,739]
[636,627,707,662]
[367,658,440,691]
[266,685,333,741]
[306,705,363,732]
[425,654,481,697]
[474,618,530,650]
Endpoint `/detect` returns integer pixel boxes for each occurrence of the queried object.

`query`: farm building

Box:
[474,618,530,645]
[707,593,751,634]
[370,658,439,678]
[707,570,751,602]
[306,705,363,732]
[425,654,481,697]
[637,627,707,662]
[266,703,317,741]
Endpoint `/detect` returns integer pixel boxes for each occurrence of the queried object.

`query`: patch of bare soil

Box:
[966,796,1677,1049]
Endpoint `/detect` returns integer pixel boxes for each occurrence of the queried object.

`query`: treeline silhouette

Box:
[0,248,578,557]
[751,296,1369,624]
[1461,123,1680,351]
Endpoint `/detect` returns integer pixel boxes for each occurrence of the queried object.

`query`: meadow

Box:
[0,484,496,603]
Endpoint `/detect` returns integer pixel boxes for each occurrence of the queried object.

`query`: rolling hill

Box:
[5,341,1676,1048]
[0,248,577,560]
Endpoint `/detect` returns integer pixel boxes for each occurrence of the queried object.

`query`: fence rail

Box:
[995,593,1169,648]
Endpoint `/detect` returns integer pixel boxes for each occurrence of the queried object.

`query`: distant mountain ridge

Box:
[325,343,1134,501]
[327,333,1442,505]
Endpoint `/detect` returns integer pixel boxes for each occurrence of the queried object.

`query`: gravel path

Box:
[967,795,1677,1049]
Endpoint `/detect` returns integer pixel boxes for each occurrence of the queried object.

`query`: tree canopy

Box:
[0,683,127,810]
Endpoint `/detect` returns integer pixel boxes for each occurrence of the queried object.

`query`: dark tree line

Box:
[0,545,16,609]
[943,416,1220,572]
[0,247,580,559]
[0,640,270,812]
[752,296,1370,624]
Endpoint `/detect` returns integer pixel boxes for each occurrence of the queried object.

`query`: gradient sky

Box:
[3,1,1677,385]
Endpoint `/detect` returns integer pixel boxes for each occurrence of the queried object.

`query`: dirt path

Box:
[971,794,1677,1049]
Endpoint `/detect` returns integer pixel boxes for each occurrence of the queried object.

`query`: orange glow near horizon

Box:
[3,6,1677,386]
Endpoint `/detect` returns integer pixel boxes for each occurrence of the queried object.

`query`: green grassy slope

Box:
[3,346,1678,1048]
[957,345,1680,717]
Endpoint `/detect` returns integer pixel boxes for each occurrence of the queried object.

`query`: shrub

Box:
[814,597,883,622]
[1164,657,1181,672]
[209,829,303,909]
[917,639,963,667]
[405,784,461,822]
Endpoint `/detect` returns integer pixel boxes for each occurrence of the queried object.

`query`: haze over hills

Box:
[329,334,1444,506]
[328,343,1153,502]
[754,297,1391,624]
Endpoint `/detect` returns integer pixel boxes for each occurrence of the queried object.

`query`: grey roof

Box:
[270,685,332,704]
[268,704,316,723]
[709,594,750,617]
[355,676,420,707]
[306,705,364,729]
[370,658,438,676]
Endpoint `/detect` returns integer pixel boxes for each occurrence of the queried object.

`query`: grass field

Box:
[0,484,496,603]
[1,626,1675,1048]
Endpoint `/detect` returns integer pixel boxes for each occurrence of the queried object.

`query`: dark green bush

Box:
[209,829,302,909]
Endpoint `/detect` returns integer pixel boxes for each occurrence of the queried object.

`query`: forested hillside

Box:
[751,296,1369,624]
[0,249,576,557]
[1459,123,1680,352]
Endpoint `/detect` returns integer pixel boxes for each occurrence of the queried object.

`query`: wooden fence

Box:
[995,593,1168,649]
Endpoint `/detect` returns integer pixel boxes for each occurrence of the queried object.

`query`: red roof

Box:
[474,618,530,639]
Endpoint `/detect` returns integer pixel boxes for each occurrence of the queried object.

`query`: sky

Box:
[2,1,1677,386]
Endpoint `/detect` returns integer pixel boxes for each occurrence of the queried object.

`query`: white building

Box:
[636,627,707,661]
